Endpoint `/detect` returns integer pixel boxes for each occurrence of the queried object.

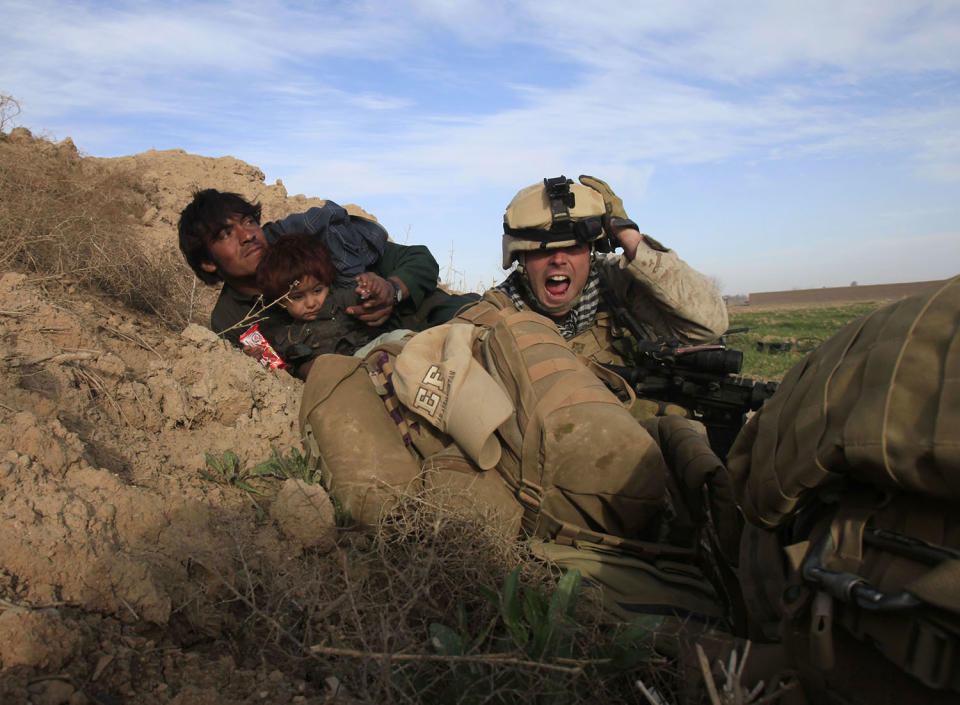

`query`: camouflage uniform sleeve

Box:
[603,235,728,344]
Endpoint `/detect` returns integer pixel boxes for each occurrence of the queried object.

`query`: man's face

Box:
[523,243,591,315]
[199,214,268,283]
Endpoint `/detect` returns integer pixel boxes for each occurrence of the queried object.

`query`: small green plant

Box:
[429,568,580,661]
[200,446,322,492]
[434,566,653,662]
[199,450,271,493]
[250,445,321,485]
[495,566,580,660]
[422,567,659,701]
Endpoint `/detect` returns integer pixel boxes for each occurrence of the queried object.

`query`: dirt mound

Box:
[0,263,330,696]
[99,148,333,257]
[0,137,353,701]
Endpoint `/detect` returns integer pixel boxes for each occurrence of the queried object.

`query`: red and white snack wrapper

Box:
[239,324,289,370]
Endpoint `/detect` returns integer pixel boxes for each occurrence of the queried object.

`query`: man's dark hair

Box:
[256,233,337,301]
[178,189,262,285]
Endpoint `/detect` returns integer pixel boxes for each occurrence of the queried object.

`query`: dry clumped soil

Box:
[0,145,349,704]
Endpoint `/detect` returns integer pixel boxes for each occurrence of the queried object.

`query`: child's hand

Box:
[349,272,394,326]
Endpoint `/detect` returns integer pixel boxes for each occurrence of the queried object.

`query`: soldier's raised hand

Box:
[578,175,631,233]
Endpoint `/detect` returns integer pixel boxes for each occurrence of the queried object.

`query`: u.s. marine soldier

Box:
[301,175,729,544]
[462,174,727,361]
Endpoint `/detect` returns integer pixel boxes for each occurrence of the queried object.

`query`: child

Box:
[254,234,411,376]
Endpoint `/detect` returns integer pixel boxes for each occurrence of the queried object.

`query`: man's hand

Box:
[347,272,394,326]
[578,175,628,223]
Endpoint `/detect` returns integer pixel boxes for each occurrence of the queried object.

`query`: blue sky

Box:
[3,0,959,295]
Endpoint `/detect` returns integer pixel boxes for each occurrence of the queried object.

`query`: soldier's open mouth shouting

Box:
[523,243,591,315]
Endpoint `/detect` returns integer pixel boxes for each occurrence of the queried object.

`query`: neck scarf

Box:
[495,264,602,340]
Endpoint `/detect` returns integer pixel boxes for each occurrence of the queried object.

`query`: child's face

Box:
[282,275,329,321]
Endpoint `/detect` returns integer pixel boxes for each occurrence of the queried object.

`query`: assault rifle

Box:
[601,331,779,459]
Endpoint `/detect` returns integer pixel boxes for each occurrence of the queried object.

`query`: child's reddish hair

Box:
[256,233,337,300]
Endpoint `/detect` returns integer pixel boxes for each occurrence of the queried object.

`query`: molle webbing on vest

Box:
[525,357,583,383]
[454,295,513,328]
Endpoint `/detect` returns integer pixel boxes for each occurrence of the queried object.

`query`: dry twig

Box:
[697,643,723,705]
[25,350,97,366]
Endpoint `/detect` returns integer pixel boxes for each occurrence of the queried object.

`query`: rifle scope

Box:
[675,348,743,375]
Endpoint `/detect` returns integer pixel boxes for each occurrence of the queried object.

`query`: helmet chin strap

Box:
[515,252,586,317]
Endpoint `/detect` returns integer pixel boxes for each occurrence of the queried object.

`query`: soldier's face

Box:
[523,243,591,315]
[199,214,268,283]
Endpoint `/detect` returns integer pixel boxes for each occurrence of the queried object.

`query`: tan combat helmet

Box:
[502,176,608,269]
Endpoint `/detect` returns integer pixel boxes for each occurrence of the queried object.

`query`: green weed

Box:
[250,445,321,485]
[423,568,657,702]
[199,450,268,493]
[200,446,320,489]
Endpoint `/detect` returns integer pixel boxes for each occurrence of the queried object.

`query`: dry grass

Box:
[205,494,672,704]
[0,129,199,329]
[0,94,21,132]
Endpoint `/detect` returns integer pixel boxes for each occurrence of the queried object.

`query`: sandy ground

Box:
[0,144,349,704]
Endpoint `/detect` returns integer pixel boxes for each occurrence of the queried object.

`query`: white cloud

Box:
[2,0,958,293]
[513,0,960,79]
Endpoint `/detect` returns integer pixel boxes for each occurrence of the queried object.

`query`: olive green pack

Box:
[728,275,960,698]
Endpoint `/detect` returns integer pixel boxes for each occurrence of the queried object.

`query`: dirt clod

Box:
[0,609,81,670]
[270,479,337,552]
